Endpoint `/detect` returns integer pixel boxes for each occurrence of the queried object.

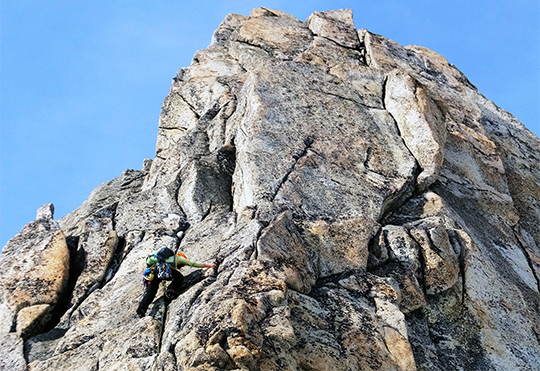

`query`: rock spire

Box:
[1,8,540,371]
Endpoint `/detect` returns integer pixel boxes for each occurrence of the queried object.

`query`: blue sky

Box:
[1,0,539,248]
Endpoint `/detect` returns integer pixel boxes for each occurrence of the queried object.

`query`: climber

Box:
[136,247,216,318]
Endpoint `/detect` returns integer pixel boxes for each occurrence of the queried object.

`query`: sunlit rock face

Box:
[2,7,540,371]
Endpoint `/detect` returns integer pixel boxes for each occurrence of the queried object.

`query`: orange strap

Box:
[176,252,187,259]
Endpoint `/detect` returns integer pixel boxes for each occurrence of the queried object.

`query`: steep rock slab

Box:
[0,204,69,338]
[384,71,447,190]
[230,59,417,222]
[362,23,540,369]
[115,185,186,236]
[477,94,540,247]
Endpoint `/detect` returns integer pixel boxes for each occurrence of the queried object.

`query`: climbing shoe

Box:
[136,309,145,318]
[165,289,179,302]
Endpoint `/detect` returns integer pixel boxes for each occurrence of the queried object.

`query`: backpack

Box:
[147,247,175,281]
[156,247,175,261]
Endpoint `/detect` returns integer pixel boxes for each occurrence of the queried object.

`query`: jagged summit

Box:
[1,8,540,371]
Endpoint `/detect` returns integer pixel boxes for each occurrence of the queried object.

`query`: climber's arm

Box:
[174,255,215,269]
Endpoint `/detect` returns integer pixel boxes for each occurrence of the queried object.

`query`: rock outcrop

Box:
[1,7,540,371]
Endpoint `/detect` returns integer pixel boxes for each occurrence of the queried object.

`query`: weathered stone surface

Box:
[16,304,52,339]
[115,185,186,236]
[0,204,69,337]
[409,219,460,296]
[305,9,361,49]
[385,71,447,190]
[177,159,233,224]
[372,225,426,313]
[61,226,119,322]
[3,7,540,371]
[256,211,317,293]
[238,7,312,57]
[0,333,27,371]
[305,216,380,277]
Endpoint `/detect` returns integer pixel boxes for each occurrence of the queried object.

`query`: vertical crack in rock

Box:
[60,229,121,322]
[157,301,169,354]
[380,83,422,197]
[270,136,314,202]
[378,75,423,222]
[155,275,214,365]
[364,147,373,170]
[447,229,469,305]
[101,236,127,286]
[406,228,427,292]
[217,142,237,212]
[381,75,389,109]
[41,235,83,332]
[513,228,540,293]
[366,226,386,270]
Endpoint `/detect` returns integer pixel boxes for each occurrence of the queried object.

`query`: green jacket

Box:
[146,253,205,269]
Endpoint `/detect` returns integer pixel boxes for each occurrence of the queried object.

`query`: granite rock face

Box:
[2,7,540,371]
[0,204,70,371]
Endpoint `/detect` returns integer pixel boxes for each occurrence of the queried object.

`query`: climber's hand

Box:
[203,263,217,269]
